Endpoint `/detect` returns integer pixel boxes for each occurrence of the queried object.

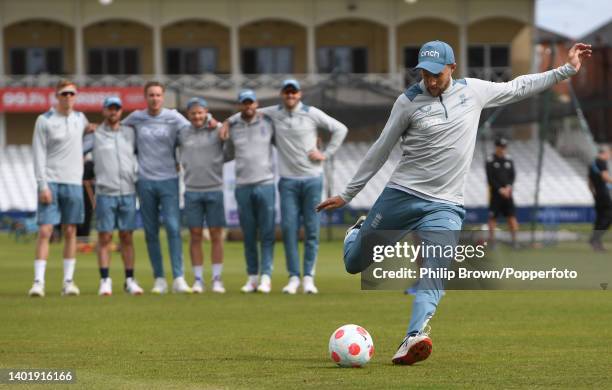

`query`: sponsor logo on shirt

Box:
[414,118,445,129]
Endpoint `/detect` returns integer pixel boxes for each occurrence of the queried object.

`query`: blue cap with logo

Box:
[186,97,208,110]
[103,96,122,108]
[238,89,257,103]
[281,78,301,91]
[415,40,455,75]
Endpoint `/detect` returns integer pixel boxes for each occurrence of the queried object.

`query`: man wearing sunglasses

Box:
[30,79,95,297]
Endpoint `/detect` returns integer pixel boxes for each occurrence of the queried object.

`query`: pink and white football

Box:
[328,324,374,367]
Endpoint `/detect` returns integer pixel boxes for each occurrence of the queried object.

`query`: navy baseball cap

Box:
[415,40,455,75]
[495,137,508,147]
[103,96,122,108]
[281,78,301,91]
[238,89,257,103]
[186,97,208,110]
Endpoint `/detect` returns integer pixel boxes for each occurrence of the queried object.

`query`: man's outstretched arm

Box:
[471,43,592,108]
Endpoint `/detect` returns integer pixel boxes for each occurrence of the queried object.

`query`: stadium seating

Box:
[0,141,594,212]
[0,145,37,212]
[329,140,593,209]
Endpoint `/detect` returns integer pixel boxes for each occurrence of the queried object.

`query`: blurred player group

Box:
[28,78,347,297]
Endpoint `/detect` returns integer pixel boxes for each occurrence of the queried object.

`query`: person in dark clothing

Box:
[76,159,95,245]
[486,138,519,246]
[588,145,612,251]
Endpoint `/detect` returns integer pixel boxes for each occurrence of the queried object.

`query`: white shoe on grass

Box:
[257,275,272,294]
[172,276,192,294]
[391,328,433,365]
[302,275,319,294]
[241,275,258,293]
[192,279,205,294]
[345,216,367,244]
[62,280,80,296]
[282,276,300,294]
[151,277,168,294]
[124,278,144,295]
[212,279,226,294]
[28,281,45,297]
[98,278,112,296]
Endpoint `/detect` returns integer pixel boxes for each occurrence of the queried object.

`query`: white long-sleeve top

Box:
[32,108,89,191]
[341,63,578,205]
[259,102,348,178]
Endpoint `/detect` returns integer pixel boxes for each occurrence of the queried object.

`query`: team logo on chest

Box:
[418,105,432,114]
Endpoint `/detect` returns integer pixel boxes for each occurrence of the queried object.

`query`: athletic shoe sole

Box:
[345,216,366,238]
[29,291,44,297]
[392,337,432,365]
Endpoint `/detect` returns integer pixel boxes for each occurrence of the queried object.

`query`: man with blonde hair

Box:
[30,79,95,297]
[122,81,192,294]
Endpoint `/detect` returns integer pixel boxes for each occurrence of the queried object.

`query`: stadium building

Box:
[0,0,604,224]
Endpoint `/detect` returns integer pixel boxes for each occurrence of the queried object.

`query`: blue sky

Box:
[536,0,612,38]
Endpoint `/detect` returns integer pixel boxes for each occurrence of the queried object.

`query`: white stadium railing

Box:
[0,72,409,91]
[0,141,593,213]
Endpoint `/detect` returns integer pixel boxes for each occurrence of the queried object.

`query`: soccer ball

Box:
[328,324,374,367]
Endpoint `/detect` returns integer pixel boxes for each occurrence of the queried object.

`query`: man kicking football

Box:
[317,40,591,365]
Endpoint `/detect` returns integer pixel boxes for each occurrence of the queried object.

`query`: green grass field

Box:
[1,231,611,389]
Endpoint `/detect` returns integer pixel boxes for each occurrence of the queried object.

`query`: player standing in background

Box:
[83,97,144,296]
[225,90,276,294]
[317,41,591,364]
[588,145,612,251]
[486,137,519,247]
[122,81,192,294]
[259,79,348,294]
[178,97,227,294]
[29,79,95,297]
[76,158,95,249]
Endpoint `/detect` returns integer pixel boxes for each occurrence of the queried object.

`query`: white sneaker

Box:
[302,275,319,294]
[124,278,144,295]
[282,276,300,294]
[151,277,168,294]
[192,279,205,294]
[257,274,272,294]
[391,333,433,365]
[98,278,112,296]
[241,275,258,293]
[345,216,367,244]
[28,281,45,297]
[172,276,192,294]
[62,280,80,296]
[212,279,226,294]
